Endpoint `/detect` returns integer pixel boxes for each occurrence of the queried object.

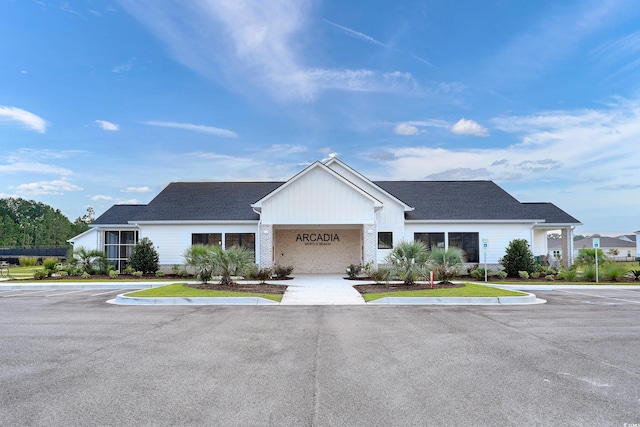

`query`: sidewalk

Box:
[280,274,366,305]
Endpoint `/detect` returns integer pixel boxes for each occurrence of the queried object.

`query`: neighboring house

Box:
[571,236,637,262]
[69,158,581,273]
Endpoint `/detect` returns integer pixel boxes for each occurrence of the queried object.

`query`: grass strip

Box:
[362,283,527,302]
[125,283,283,302]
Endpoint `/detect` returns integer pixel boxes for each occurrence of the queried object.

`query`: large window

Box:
[104,230,138,272]
[378,232,393,249]
[192,233,222,247]
[414,232,445,251]
[225,233,255,253]
[448,232,479,263]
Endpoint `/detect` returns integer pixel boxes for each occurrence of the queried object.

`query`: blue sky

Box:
[1,0,639,235]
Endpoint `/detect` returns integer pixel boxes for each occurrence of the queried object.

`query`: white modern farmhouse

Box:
[69,158,581,273]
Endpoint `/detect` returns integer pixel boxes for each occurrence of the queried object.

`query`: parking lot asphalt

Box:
[1,288,639,426]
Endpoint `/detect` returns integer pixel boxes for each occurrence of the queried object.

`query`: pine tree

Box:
[500,239,537,277]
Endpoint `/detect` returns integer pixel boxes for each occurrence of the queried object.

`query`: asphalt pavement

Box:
[1,288,639,426]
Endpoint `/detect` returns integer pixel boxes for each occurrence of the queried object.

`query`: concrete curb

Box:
[368,292,545,305]
[110,293,279,305]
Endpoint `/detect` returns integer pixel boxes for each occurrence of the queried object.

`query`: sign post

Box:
[482,239,489,282]
[593,238,600,283]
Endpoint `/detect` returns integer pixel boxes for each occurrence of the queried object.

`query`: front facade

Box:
[70,158,581,273]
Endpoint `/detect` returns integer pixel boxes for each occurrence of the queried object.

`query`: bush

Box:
[129,237,160,274]
[500,239,537,277]
[581,265,597,282]
[575,248,609,266]
[124,265,135,275]
[496,270,507,280]
[43,257,59,271]
[255,268,273,283]
[132,271,143,277]
[109,270,118,279]
[19,257,38,267]
[471,268,491,280]
[386,241,429,285]
[530,272,540,279]
[557,268,577,281]
[518,271,529,279]
[81,271,91,279]
[274,265,294,279]
[370,266,392,284]
[155,270,164,277]
[346,264,362,279]
[631,270,640,280]
[602,264,627,282]
[33,270,46,280]
[429,248,464,283]
[545,275,555,281]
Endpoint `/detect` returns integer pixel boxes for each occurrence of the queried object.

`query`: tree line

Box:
[0,198,93,248]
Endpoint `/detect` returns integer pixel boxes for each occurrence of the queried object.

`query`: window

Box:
[104,230,138,272]
[225,233,255,253]
[448,232,479,263]
[414,233,445,251]
[192,233,222,247]
[378,232,393,249]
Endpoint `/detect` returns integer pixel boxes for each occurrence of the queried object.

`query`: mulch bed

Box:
[186,282,288,294]
[353,281,464,294]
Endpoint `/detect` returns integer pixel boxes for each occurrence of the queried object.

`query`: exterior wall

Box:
[260,167,376,224]
[70,228,100,250]
[402,222,533,265]
[274,228,361,273]
[139,222,260,266]
[531,229,548,256]
[362,224,377,268]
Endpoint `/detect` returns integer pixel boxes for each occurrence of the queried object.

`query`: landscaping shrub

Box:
[71,247,108,274]
[132,271,143,277]
[155,270,164,277]
[109,270,118,279]
[33,270,46,280]
[602,263,628,282]
[545,275,555,281]
[530,272,540,279]
[370,266,392,284]
[557,267,577,281]
[471,268,491,280]
[500,239,537,277]
[129,237,160,274]
[429,248,464,283]
[581,265,597,282]
[346,264,362,279]
[518,271,529,280]
[631,270,640,281]
[43,257,59,271]
[385,241,429,285]
[255,268,273,283]
[81,271,91,279]
[274,265,294,279]
[575,248,609,266]
[19,257,38,267]
[496,270,507,280]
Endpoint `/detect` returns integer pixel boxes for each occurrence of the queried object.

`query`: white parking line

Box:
[91,289,132,296]
[45,289,92,297]
[556,289,640,305]
[2,289,53,297]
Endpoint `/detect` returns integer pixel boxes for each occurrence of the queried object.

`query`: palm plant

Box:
[71,246,107,274]
[183,245,254,285]
[428,248,464,283]
[385,240,429,285]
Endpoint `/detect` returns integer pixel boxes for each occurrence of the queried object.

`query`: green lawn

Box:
[2,266,42,279]
[362,283,528,302]
[125,283,283,302]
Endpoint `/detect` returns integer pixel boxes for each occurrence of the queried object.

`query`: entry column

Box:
[259,224,274,269]
[363,224,377,268]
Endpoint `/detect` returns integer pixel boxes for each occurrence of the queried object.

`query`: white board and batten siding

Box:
[260,167,376,225]
[139,223,260,266]
[403,222,533,264]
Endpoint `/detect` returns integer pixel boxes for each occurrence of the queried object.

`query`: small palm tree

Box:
[72,246,108,274]
[184,245,216,283]
[183,245,254,285]
[429,248,464,284]
[385,240,429,285]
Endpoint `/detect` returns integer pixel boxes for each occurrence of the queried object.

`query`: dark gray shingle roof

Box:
[92,205,147,225]
[92,180,580,225]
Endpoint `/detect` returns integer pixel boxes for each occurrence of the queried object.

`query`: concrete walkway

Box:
[280,274,366,305]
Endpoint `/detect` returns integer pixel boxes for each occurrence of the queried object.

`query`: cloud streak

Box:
[0,106,47,133]
[95,120,120,131]
[141,121,238,138]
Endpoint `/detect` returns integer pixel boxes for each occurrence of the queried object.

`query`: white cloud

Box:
[141,121,238,138]
[15,178,83,196]
[0,106,47,133]
[394,123,419,136]
[90,195,114,201]
[451,118,489,137]
[0,161,72,176]
[117,1,418,102]
[122,186,151,193]
[95,120,119,131]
